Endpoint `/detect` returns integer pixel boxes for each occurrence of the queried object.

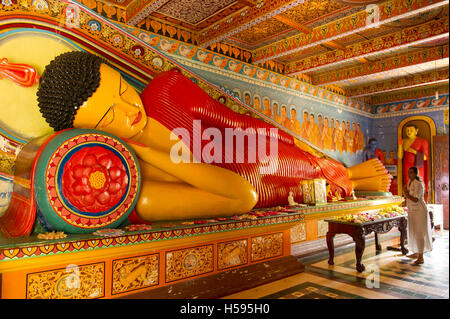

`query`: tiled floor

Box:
[223,230,449,299]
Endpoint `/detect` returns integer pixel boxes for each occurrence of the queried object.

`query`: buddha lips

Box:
[169,120,280,174]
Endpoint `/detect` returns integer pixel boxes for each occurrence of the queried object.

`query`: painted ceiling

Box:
[92,0,448,106]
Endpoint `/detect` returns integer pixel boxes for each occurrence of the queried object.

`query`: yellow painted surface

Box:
[0,31,77,139]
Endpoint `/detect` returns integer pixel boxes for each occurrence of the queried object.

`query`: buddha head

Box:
[253,96,260,109]
[303,111,308,122]
[281,106,287,119]
[405,125,419,139]
[290,107,297,120]
[37,51,147,139]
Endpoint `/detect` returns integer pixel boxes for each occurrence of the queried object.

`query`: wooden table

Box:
[325,216,408,272]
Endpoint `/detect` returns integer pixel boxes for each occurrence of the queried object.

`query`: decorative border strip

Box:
[172,54,375,117]
[0,197,403,262]
[198,0,308,47]
[285,17,449,75]
[121,25,372,114]
[253,0,449,64]
[347,69,449,98]
[0,212,304,262]
[314,45,449,86]
[120,23,449,114]
[128,0,170,26]
[371,82,449,106]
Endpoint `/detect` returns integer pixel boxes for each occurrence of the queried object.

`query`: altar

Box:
[0,0,410,300]
[0,196,402,298]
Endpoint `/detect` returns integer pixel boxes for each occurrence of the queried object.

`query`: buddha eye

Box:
[119,77,128,96]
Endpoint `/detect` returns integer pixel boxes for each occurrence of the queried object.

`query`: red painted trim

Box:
[0,16,155,82]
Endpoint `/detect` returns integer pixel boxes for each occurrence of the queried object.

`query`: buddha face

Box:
[254,97,260,109]
[73,64,147,139]
[281,107,287,118]
[405,126,419,139]
[244,93,251,105]
[290,109,296,119]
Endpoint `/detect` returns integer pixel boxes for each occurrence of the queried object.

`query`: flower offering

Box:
[333,206,406,224]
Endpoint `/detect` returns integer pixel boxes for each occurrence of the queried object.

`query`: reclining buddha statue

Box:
[35,51,391,222]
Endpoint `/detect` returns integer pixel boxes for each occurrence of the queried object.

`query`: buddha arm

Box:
[124,140,258,221]
[127,141,258,201]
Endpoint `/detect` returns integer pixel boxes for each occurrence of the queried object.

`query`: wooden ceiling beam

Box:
[253,0,449,64]
[273,14,312,33]
[236,0,259,7]
[346,68,449,98]
[285,16,449,76]
[313,45,449,86]
[198,0,308,48]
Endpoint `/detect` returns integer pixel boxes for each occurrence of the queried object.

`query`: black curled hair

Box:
[37,51,106,131]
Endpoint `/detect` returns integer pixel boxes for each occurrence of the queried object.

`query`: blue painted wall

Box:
[185,64,373,167]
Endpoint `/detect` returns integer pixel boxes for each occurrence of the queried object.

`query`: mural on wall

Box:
[374,94,449,115]
[221,87,366,158]
[195,69,372,167]
[121,26,373,114]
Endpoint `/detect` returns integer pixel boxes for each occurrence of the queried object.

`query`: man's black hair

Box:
[37,51,106,131]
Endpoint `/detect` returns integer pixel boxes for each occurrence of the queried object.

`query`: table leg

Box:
[399,218,409,255]
[326,231,335,266]
[353,234,366,272]
[374,232,382,253]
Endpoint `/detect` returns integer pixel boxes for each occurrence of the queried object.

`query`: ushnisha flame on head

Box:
[0,58,40,87]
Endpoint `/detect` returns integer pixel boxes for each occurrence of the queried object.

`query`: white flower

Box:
[90,23,99,31]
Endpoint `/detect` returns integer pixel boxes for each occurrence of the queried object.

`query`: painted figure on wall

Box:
[253,95,262,113]
[385,150,398,165]
[290,107,301,136]
[346,121,353,155]
[30,52,391,222]
[301,111,309,140]
[280,105,290,130]
[330,118,336,152]
[243,92,251,106]
[323,117,332,151]
[317,114,325,149]
[398,125,429,192]
[356,123,364,152]
[364,138,384,163]
[262,98,272,118]
[309,113,318,146]
[272,102,281,124]
[341,120,347,154]
[351,122,358,154]
[334,119,342,154]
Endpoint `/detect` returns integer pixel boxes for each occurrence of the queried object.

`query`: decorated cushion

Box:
[33,129,140,234]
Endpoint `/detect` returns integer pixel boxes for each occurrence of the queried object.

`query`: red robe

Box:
[140,70,352,208]
[403,137,429,192]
